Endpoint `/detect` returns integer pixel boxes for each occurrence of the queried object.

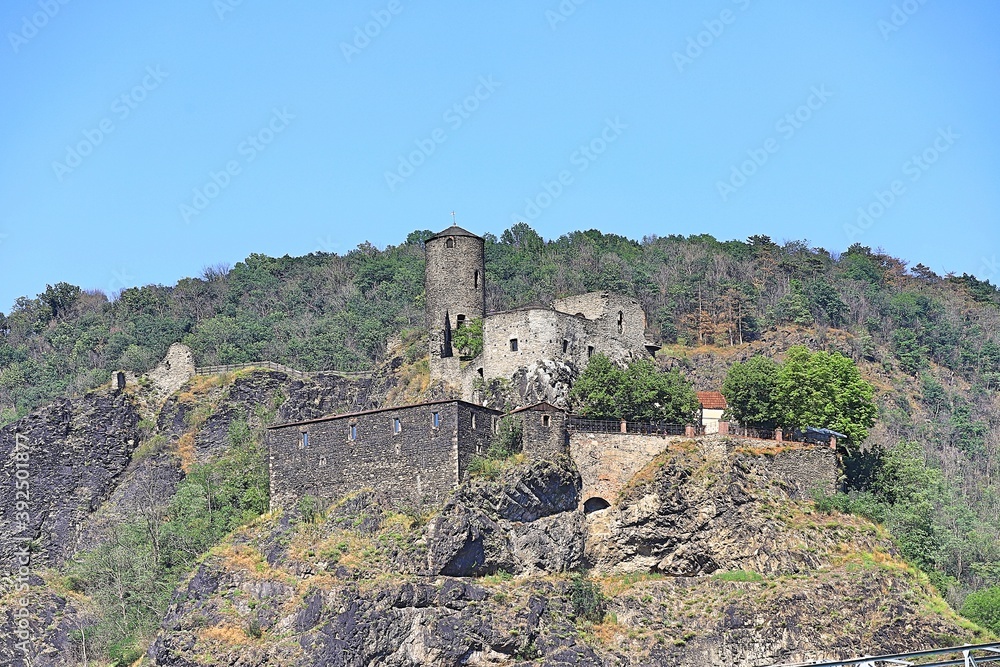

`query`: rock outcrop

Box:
[142,449,983,666]
[0,390,140,570]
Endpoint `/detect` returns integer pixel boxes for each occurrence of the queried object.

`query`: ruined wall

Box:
[482,308,589,381]
[746,445,839,499]
[146,343,196,403]
[552,291,647,351]
[425,231,485,382]
[268,401,500,511]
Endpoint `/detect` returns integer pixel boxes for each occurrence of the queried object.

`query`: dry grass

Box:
[176,432,196,473]
[199,624,252,646]
[176,373,232,404]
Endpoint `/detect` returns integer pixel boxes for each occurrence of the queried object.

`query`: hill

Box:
[1,224,999,663]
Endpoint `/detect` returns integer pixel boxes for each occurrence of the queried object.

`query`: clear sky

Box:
[1,1,998,311]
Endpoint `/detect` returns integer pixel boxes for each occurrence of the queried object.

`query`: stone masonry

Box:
[267,399,501,510]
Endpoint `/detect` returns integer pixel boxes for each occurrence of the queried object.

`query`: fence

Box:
[566,417,698,436]
[195,361,372,381]
[730,425,776,441]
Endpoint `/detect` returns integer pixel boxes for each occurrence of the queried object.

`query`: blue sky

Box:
[1,1,998,311]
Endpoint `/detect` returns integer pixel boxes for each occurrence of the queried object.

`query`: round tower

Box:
[424,225,486,382]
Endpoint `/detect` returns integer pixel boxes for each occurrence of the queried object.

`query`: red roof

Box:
[697,391,727,410]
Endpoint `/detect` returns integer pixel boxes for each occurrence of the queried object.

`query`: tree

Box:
[775,346,877,444]
[452,317,483,358]
[570,354,699,423]
[961,587,1000,633]
[722,355,780,427]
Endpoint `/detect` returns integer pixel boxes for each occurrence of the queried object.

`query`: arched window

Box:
[542,415,551,427]
[446,237,455,249]
[474,270,480,288]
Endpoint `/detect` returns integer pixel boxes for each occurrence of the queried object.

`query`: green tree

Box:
[775,346,877,444]
[721,355,781,427]
[452,317,484,358]
[961,587,1000,633]
[570,354,699,423]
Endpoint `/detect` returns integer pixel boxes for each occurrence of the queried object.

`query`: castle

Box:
[424,225,659,401]
[266,224,836,512]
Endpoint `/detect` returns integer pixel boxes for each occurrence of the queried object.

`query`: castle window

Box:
[446,237,455,249]
[587,346,594,359]
[562,339,569,354]
[393,418,402,435]
[542,415,551,428]
[510,338,519,352]
[319,456,327,467]
[349,423,357,441]
[618,311,624,334]
[299,431,308,449]
[474,270,480,288]
[432,411,440,428]
[472,414,477,430]
[456,314,466,329]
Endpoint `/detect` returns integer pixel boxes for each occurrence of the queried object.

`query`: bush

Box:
[961,587,1000,633]
[569,574,606,623]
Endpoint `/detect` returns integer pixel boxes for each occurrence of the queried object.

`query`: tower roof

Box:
[427,225,482,241]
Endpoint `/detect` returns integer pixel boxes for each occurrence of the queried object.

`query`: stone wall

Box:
[570,431,677,508]
[425,231,485,382]
[519,406,569,459]
[482,308,589,381]
[569,432,838,509]
[552,291,647,352]
[746,445,839,499]
[267,401,500,511]
[146,343,195,403]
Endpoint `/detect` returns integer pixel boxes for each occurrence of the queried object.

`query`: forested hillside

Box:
[3,223,1000,609]
[4,224,998,424]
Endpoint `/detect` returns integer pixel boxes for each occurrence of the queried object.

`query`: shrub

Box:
[961,587,1000,633]
[569,574,606,623]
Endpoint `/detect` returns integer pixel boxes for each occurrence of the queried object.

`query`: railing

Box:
[766,641,1000,667]
[730,425,776,441]
[195,361,372,381]
[566,417,698,436]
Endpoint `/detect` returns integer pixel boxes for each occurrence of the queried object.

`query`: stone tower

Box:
[425,225,486,383]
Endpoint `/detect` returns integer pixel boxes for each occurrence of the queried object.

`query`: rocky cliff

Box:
[144,447,984,667]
